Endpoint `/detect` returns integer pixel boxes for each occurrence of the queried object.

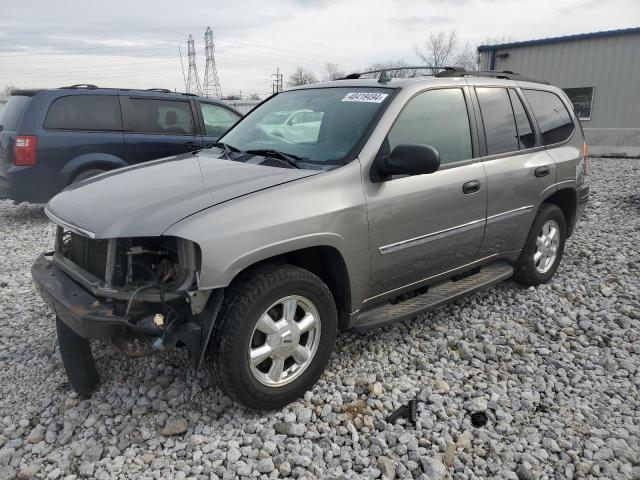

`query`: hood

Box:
[46,149,320,239]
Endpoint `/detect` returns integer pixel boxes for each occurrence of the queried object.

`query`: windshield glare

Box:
[219,87,392,165]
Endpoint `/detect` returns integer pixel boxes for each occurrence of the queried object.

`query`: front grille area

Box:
[68,233,109,281]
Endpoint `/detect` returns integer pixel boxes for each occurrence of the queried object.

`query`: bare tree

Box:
[287,67,318,87]
[415,30,478,70]
[363,60,417,78]
[322,63,345,81]
[2,84,18,98]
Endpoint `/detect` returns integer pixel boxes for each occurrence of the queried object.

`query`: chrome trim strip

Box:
[379,218,485,255]
[486,205,534,221]
[45,207,96,239]
[556,179,575,186]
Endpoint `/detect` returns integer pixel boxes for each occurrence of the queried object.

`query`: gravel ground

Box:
[0,157,638,480]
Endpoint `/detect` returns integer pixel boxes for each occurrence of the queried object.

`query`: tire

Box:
[513,203,567,287]
[208,264,337,410]
[71,168,107,184]
[56,317,99,397]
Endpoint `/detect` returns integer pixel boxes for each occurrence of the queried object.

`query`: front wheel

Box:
[208,264,337,410]
[513,203,567,286]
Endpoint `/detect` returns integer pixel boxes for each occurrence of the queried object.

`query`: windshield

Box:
[219,87,392,165]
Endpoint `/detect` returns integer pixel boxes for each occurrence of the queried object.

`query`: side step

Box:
[351,261,513,332]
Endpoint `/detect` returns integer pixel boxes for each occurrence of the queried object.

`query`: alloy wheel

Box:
[248,295,321,387]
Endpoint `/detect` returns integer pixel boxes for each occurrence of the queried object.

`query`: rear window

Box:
[523,89,574,145]
[476,87,518,155]
[126,98,194,135]
[0,95,32,131]
[508,89,536,149]
[44,95,122,131]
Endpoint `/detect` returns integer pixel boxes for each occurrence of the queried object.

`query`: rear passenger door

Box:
[473,85,556,257]
[120,96,199,164]
[194,101,241,147]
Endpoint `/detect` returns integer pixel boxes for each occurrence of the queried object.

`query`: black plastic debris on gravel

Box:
[470,411,488,428]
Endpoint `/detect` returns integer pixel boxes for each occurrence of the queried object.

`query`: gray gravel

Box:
[1,157,639,479]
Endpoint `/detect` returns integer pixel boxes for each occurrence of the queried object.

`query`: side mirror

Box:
[376,144,441,179]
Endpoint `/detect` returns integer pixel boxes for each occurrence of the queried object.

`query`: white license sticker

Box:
[341,92,389,103]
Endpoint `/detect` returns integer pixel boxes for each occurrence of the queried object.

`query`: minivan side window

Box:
[508,89,536,149]
[127,98,194,135]
[476,87,518,155]
[387,88,472,166]
[44,95,122,131]
[198,103,240,136]
[523,89,574,145]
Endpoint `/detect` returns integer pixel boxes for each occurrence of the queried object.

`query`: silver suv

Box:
[32,68,590,409]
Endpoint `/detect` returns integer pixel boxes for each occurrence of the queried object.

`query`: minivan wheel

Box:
[71,169,107,184]
[208,264,337,410]
[513,203,567,286]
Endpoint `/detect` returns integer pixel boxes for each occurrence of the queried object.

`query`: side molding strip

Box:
[379,218,485,255]
[486,205,534,221]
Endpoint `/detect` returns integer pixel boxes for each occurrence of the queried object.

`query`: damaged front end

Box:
[32,226,223,370]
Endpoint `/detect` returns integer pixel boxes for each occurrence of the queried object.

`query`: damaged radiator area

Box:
[44,227,217,366]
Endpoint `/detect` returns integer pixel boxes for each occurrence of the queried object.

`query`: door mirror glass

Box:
[377,144,441,178]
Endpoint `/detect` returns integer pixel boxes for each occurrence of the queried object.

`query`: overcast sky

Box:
[1,0,638,97]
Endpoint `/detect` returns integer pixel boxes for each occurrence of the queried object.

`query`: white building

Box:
[478,27,640,157]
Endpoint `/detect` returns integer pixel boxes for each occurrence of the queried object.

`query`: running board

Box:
[351,262,513,332]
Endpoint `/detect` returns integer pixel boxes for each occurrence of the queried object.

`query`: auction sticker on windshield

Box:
[341,92,389,103]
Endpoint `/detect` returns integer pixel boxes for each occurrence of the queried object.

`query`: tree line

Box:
[287,30,478,87]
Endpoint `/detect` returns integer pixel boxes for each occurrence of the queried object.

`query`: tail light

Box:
[582,142,589,176]
[15,135,38,166]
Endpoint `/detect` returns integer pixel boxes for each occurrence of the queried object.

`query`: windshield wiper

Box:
[208,142,241,153]
[245,149,306,169]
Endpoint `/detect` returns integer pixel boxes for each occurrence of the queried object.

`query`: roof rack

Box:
[434,69,550,84]
[62,84,98,90]
[340,66,549,85]
[146,88,173,93]
[341,66,463,83]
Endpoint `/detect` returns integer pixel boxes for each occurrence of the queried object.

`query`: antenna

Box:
[203,27,222,99]
[186,34,202,96]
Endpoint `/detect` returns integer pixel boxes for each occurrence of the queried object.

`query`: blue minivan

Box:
[0,85,241,203]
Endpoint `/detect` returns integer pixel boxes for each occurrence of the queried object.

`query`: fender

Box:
[61,153,128,184]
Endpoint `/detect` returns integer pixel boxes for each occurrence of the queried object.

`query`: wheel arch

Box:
[61,153,127,184]
[227,245,353,330]
[540,187,578,237]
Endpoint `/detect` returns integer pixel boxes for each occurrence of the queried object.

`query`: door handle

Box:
[462,180,481,194]
[535,166,551,177]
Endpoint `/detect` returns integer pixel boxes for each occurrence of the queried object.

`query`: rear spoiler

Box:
[10,89,43,97]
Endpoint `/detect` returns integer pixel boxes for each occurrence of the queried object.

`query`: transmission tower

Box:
[186,34,202,95]
[272,67,283,94]
[203,27,222,99]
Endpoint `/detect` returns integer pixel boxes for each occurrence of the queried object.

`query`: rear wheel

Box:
[208,264,337,410]
[513,203,566,286]
[71,168,107,184]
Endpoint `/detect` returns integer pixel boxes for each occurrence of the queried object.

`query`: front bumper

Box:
[32,253,133,339]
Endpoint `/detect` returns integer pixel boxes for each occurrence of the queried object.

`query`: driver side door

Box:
[363,87,487,302]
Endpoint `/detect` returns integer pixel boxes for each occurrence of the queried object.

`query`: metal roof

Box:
[477,27,640,52]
